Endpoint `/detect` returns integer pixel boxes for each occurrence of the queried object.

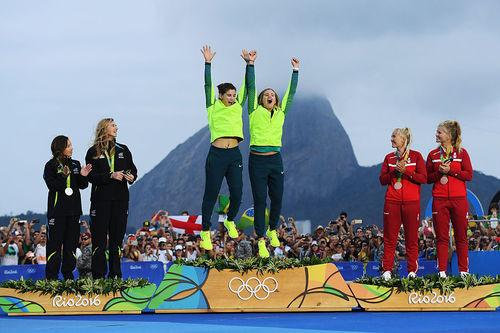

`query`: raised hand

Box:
[248,50,257,64]
[291,57,300,69]
[241,49,257,64]
[201,45,216,63]
[80,163,92,177]
[241,49,250,63]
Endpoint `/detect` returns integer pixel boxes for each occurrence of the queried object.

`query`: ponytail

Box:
[438,120,462,152]
[394,127,412,157]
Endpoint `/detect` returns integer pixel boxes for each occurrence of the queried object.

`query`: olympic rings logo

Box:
[228,277,279,300]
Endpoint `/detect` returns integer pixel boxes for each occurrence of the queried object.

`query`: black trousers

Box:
[45,215,80,280]
[90,200,128,279]
[249,153,284,238]
[201,146,243,230]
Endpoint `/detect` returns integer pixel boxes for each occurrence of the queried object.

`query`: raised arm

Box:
[201,45,216,108]
[242,49,257,113]
[282,58,300,115]
[237,49,255,106]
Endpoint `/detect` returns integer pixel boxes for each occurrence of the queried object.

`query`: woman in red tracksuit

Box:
[426,120,472,278]
[379,128,426,280]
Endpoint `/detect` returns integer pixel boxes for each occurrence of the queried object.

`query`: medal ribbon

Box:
[57,163,71,189]
[104,149,115,173]
[66,173,71,190]
[440,146,452,162]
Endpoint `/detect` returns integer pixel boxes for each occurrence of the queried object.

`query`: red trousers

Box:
[383,201,420,273]
[432,197,469,272]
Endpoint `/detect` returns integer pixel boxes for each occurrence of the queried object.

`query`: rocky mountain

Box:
[128,96,500,229]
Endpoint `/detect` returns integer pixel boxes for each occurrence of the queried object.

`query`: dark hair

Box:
[217,83,236,96]
[340,211,348,218]
[51,135,69,161]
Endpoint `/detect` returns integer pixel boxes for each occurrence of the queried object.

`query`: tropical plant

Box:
[355,274,500,295]
[173,256,333,274]
[0,277,150,297]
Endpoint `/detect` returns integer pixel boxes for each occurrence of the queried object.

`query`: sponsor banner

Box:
[0,261,169,285]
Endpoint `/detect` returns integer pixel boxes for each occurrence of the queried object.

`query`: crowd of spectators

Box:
[1,208,499,273]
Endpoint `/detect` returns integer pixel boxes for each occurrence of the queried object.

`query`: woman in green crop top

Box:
[199,45,251,252]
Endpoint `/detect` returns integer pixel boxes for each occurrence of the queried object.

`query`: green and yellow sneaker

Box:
[200,230,213,251]
[223,219,238,239]
[258,239,270,258]
[266,228,280,247]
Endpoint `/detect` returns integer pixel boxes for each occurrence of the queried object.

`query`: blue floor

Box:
[2,311,500,333]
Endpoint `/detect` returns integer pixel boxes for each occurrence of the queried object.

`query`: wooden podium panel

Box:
[348,282,500,311]
[150,263,357,312]
[1,264,498,315]
[0,283,157,316]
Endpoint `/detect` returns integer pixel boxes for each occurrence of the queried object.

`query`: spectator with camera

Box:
[173,244,185,260]
[157,237,173,265]
[142,243,159,261]
[1,218,27,265]
[185,241,199,261]
[123,236,141,262]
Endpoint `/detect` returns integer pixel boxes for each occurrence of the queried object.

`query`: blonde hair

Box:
[92,118,115,158]
[438,120,462,152]
[394,127,412,157]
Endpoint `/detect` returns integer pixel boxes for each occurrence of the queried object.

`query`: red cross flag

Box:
[169,215,203,235]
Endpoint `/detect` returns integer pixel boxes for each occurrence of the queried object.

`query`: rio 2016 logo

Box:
[408,291,456,305]
[228,277,278,300]
[52,294,101,307]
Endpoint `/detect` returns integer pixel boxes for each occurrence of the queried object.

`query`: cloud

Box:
[0,0,499,214]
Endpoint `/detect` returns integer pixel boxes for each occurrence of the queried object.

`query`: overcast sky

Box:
[1,1,499,216]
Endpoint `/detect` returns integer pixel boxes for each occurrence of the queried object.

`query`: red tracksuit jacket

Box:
[426,147,473,198]
[379,150,427,202]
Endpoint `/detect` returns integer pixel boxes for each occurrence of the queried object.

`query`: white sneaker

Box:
[438,271,447,278]
[382,271,392,281]
[460,271,470,279]
[407,272,416,278]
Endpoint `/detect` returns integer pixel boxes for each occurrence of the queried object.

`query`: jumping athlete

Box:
[199,45,249,251]
[43,135,92,280]
[244,50,299,258]
[379,128,426,280]
[426,120,472,278]
[85,118,137,278]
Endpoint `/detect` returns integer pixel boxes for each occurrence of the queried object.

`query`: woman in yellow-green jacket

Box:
[244,50,299,258]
